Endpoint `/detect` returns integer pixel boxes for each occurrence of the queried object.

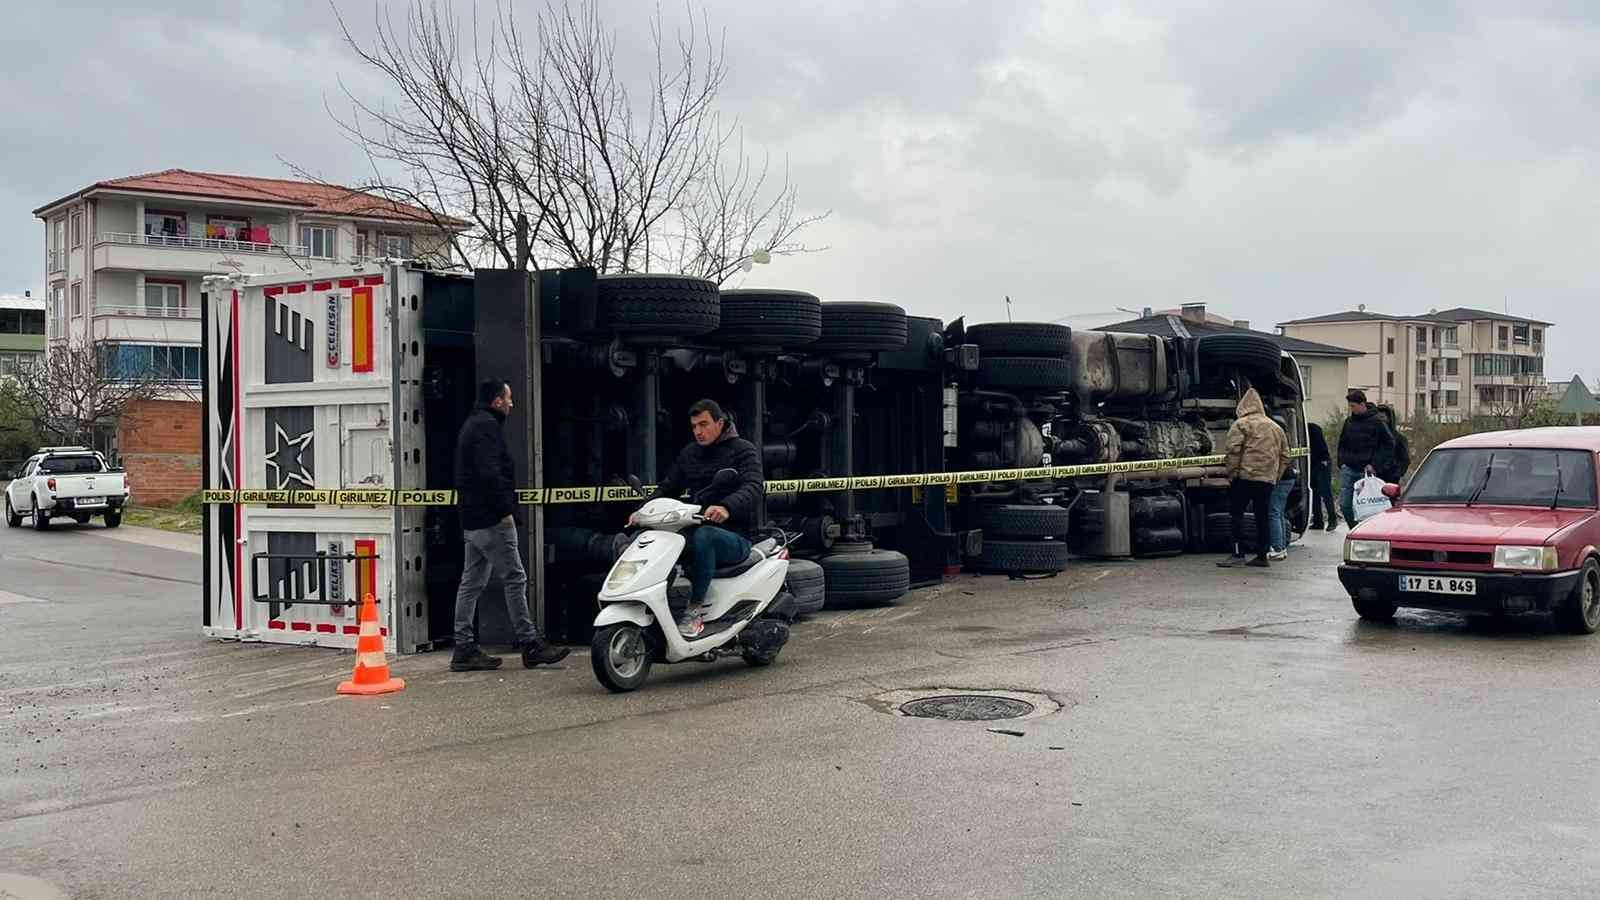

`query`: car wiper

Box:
[1551,463,1564,510]
[1466,453,1496,508]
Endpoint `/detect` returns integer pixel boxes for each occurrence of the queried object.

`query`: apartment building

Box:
[0,292,46,378]
[32,168,463,500]
[1278,307,1550,423]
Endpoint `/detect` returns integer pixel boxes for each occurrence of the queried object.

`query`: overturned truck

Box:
[200,263,1307,652]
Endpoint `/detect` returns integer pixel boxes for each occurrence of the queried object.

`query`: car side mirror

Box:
[1381,483,1401,500]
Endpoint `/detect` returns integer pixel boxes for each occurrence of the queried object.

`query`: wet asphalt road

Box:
[2,521,1599,899]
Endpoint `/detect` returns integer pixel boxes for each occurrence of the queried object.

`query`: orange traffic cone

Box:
[337,593,405,696]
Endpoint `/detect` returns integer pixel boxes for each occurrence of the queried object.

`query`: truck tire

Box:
[978,539,1069,574]
[32,500,49,531]
[596,274,720,337]
[975,356,1072,390]
[966,322,1073,358]
[783,559,827,618]
[5,496,19,528]
[1197,334,1281,377]
[104,511,123,529]
[812,302,909,354]
[820,548,910,608]
[975,503,1069,539]
[713,290,823,347]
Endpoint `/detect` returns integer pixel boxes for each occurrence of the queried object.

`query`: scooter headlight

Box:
[605,560,646,592]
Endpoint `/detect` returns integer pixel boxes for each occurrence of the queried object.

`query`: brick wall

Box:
[119,399,202,505]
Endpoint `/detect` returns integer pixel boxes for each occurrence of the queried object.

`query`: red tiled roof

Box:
[34,168,467,228]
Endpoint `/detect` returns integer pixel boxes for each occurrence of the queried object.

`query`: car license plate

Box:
[1398,575,1476,596]
[77,498,105,509]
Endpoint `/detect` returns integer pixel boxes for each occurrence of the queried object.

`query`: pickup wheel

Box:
[104,511,123,529]
[4,496,19,528]
[31,500,49,531]
[1556,558,1600,635]
[1351,594,1396,622]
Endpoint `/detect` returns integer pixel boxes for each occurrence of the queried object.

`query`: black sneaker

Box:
[1217,555,1247,568]
[521,640,571,668]
[451,645,503,672]
[1247,557,1271,568]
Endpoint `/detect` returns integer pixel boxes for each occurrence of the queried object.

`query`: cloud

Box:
[3,0,1598,383]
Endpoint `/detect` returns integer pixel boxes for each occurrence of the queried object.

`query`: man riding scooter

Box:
[631,399,764,637]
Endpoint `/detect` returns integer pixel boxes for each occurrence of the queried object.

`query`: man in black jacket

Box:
[636,399,764,637]
[451,380,570,672]
[1308,422,1337,531]
[1336,389,1396,528]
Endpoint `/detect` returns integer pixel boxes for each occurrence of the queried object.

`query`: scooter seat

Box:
[713,548,765,579]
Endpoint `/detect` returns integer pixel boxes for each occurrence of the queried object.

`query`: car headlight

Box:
[605,560,646,592]
[1493,545,1558,572]
[1345,539,1390,564]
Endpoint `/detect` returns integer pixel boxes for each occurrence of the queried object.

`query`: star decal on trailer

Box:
[265,424,315,490]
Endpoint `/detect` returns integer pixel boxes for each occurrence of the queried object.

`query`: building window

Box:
[70,282,82,317]
[1386,371,1395,388]
[144,209,188,240]
[1498,326,1509,350]
[1533,327,1544,346]
[377,232,413,258]
[1512,323,1530,345]
[1430,360,1440,378]
[144,279,186,317]
[1299,365,1313,394]
[0,308,44,335]
[1442,327,1458,346]
[1415,330,1426,353]
[1416,392,1427,412]
[1416,361,1427,383]
[49,283,64,329]
[1387,337,1395,354]
[355,232,368,260]
[301,225,337,259]
[1446,390,1459,408]
[99,343,202,383]
[71,212,83,248]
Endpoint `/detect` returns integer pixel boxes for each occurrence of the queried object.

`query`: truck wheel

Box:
[1197,334,1281,377]
[975,503,1069,539]
[714,290,823,347]
[591,623,652,693]
[978,539,1070,575]
[975,356,1072,390]
[595,274,720,338]
[783,559,826,618]
[820,548,910,608]
[32,501,49,531]
[5,496,19,528]
[105,511,123,529]
[965,322,1073,358]
[1556,558,1600,635]
[812,302,909,354]
[1352,595,1397,622]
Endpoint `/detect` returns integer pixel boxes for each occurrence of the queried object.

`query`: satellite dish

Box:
[1358,304,1366,312]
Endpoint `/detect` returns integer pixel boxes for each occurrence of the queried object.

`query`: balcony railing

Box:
[47,248,65,272]
[95,304,199,320]
[98,231,311,257]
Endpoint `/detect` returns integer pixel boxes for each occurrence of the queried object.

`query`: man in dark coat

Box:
[1336,389,1396,528]
[637,399,765,637]
[1308,422,1337,531]
[451,380,570,672]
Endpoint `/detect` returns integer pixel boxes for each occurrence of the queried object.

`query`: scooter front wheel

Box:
[592,623,653,693]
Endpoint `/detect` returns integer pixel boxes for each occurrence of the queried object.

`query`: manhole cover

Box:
[900,694,1036,721]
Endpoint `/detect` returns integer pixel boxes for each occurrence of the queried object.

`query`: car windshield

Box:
[1405,447,1597,509]
[38,455,105,475]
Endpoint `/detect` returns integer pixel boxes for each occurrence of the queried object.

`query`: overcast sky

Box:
[3,1,1596,382]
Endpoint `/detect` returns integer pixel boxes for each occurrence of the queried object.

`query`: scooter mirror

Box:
[625,475,647,497]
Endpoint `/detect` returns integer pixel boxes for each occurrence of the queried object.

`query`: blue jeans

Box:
[1339,465,1363,528]
[1269,477,1295,551]
[687,525,751,604]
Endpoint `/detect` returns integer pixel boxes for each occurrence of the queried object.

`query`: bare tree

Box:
[330,0,826,279]
[0,341,193,457]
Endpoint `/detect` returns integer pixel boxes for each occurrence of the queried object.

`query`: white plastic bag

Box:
[1351,474,1391,524]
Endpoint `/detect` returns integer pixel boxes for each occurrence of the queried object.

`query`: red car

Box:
[1337,427,1600,633]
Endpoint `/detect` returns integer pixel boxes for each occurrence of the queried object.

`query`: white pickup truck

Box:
[4,446,130,530]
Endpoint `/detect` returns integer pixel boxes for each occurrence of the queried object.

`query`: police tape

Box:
[200,448,1308,508]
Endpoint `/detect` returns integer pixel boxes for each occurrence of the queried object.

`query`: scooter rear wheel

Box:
[592,624,652,693]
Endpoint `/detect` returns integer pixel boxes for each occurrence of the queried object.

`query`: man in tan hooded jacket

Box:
[1219,388,1290,568]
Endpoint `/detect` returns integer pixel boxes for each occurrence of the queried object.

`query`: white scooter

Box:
[591,470,797,692]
